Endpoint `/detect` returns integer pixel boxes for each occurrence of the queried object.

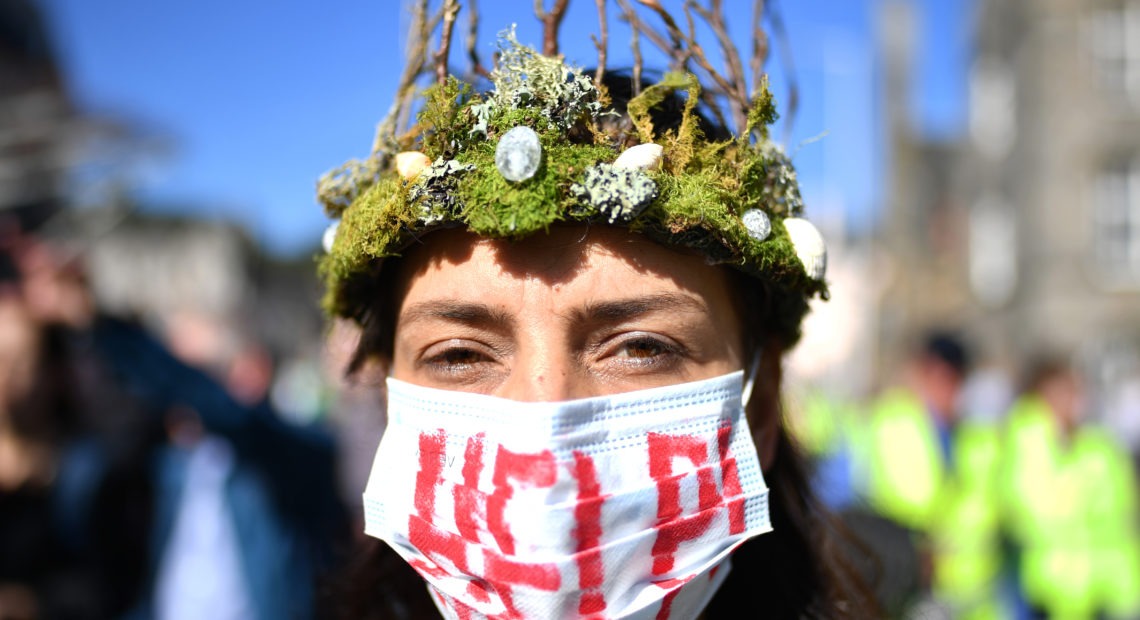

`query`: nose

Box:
[497,352,581,402]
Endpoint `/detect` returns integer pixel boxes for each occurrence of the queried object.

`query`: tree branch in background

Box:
[435,0,462,84]
[534,0,571,56]
[593,0,608,87]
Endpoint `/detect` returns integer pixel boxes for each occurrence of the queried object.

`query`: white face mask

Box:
[362,371,771,620]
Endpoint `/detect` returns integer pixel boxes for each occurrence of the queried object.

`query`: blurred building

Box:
[0,0,73,227]
[2,0,327,410]
[877,0,1140,416]
[79,210,327,387]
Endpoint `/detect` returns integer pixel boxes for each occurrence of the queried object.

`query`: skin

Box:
[909,355,964,427]
[389,225,746,401]
[1038,369,1084,438]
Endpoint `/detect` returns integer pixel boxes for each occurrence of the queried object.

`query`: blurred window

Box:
[1092,157,1140,283]
[969,59,1015,161]
[1088,1,1140,104]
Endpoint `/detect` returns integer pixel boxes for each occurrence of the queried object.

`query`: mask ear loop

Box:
[741,348,763,407]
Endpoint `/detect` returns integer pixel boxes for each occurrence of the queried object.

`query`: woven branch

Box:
[689,1,749,123]
[768,0,798,139]
[435,0,462,84]
[751,0,768,95]
[380,0,781,141]
[593,0,608,86]
[466,0,489,77]
[374,0,432,153]
[535,0,571,56]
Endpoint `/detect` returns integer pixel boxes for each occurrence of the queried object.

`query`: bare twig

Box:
[634,0,690,71]
[593,0,608,87]
[769,0,798,139]
[622,7,670,55]
[395,5,446,136]
[688,0,749,129]
[375,0,433,154]
[466,0,490,77]
[679,2,745,130]
[750,0,768,96]
[534,0,571,56]
[613,0,646,95]
[435,0,462,85]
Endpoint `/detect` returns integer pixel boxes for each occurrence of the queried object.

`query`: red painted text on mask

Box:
[409,425,746,619]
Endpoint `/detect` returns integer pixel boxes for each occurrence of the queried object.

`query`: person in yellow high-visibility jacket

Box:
[857,332,1007,620]
[1002,357,1140,620]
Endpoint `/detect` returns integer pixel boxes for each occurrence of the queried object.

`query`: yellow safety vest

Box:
[784,387,854,459]
[1002,397,1140,619]
[860,388,1005,620]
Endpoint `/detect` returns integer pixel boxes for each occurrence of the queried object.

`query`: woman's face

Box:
[389,225,745,401]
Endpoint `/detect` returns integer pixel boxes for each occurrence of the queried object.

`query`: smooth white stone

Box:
[395,151,431,180]
[495,126,542,182]
[741,209,771,241]
[783,217,827,280]
[322,221,339,253]
[612,143,664,171]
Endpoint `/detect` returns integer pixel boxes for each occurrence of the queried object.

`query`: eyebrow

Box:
[398,301,515,330]
[578,292,707,324]
[398,293,706,330]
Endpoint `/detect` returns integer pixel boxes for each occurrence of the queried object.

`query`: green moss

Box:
[745,76,779,141]
[418,78,474,159]
[455,139,614,237]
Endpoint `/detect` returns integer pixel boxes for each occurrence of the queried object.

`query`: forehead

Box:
[392,226,738,308]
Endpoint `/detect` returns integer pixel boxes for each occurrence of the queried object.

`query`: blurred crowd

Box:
[787,330,1140,620]
[0,215,360,619]
[4,209,1139,620]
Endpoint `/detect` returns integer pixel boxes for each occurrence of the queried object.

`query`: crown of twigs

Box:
[317,0,824,348]
[374,0,795,153]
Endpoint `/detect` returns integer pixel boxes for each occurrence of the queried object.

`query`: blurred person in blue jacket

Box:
[856,330,1007,619]
[7,228,350,620]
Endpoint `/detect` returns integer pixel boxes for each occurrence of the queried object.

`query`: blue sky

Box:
[38,0,971,256]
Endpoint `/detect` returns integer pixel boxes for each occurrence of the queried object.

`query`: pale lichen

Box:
[408,158,476,225]
[316,157,385,218]
[570,163,658,223]
[469,26,603,138]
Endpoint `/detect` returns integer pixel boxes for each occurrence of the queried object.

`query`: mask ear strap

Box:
[742,348,763,407]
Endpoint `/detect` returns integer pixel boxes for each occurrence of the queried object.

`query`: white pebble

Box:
[741,209,771,241]
[612,143,664,171]
[495,126,542,182]
[395,151,431,180]
[322,220,339,253]
[783,217,827,280]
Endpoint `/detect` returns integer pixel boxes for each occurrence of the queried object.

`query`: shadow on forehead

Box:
[399,223,720,293]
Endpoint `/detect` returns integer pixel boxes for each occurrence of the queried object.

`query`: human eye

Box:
[419,339,497,377]
[602,333,684,368]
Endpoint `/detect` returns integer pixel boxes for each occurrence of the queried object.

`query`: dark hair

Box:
[1019,352,1073,395]
[919,330,971,379]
